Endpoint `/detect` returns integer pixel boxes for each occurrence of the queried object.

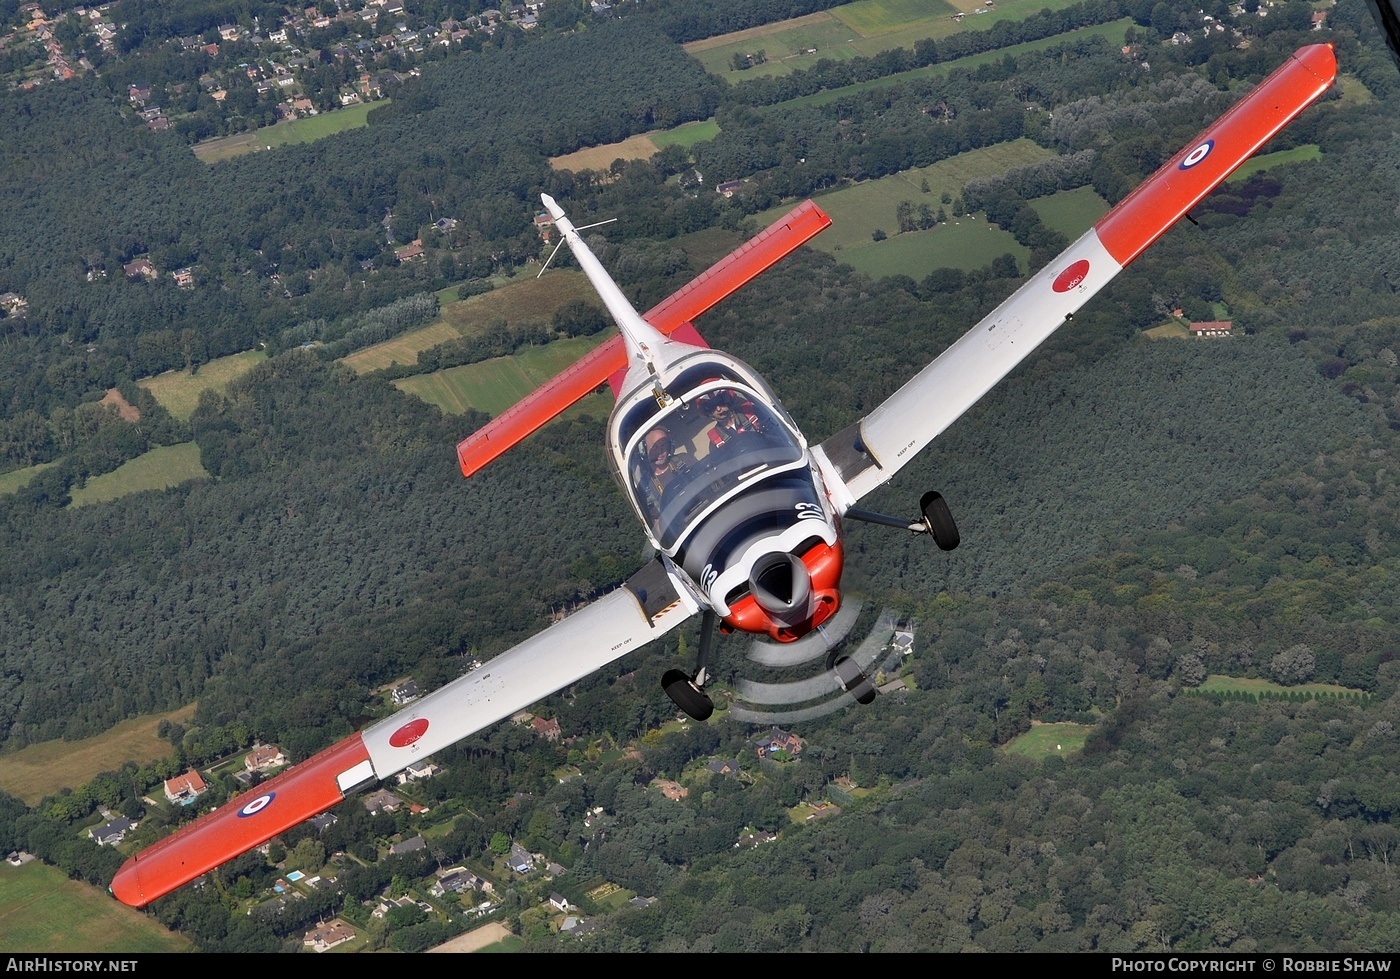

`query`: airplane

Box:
[110,43,1337,908]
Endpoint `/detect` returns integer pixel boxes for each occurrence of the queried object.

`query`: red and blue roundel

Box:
[1179,139,1214,169]
[238,793,275,817]
[390,718,429,748]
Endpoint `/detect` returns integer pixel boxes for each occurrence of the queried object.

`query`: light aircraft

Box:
[111,43,1336,908]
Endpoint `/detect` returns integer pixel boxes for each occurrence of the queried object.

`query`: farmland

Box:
[68,443,209,508]
[192,100,383,164]
[138,350,268,420]
[0,860,192,953]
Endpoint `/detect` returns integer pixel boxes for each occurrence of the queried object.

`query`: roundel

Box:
[238,793,275,818]
[1179,139,1214,169]
[389,717,430,748]
[1053,259,1090,293]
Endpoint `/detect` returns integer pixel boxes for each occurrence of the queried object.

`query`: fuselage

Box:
[606,345,844,642]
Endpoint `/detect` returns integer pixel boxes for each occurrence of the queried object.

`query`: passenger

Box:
[703,391,762,448]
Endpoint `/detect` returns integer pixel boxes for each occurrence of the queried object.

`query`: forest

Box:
[4,0,1400,953]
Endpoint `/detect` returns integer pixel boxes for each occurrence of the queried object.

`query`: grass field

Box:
[767,19,1134,111]
[0,860,192,953]
[550,120,721,172]
[138,349,267,420]
[343,271,601,374]
[751,139,1049,276]
[1002,721,1093,759]
[1196,675,1364,698]
[0,461,57,497]
[193,100,383,163]
[653,119,721,150]
[68,443,209,508]
[395,335,611,416]
[1030,184,1110,239]
[688,0,1096,81]
[0,705,195,806]
[1229,143,1322,183]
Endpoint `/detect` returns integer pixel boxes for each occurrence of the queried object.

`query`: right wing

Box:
[816,43,1337,506]
[456,200,832,478]
[110,560,698,908]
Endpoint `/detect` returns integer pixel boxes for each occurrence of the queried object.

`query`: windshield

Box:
[626,386,803,548]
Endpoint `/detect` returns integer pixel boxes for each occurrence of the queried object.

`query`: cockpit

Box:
[616,376,805,550]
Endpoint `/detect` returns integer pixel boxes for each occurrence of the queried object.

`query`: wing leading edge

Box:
[456,200,831,478]
[816,43,1337,505]
[111,561,698,907]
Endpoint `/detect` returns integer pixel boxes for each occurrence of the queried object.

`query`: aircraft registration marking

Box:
[389,717,430,748]
[238,793,275,817]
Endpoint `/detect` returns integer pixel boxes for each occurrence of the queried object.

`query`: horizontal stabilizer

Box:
[457,200,831,478]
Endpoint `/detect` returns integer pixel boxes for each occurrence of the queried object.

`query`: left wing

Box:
[816,43,1337,505]
[110,561,698,907]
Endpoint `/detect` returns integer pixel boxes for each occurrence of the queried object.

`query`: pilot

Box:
[639,427,688,528]
[702,391,762,448]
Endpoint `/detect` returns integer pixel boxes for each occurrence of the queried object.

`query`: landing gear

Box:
[832,655,877,705]
[844,491,960,551]
[662,610,717,721]
[919,491,959,551]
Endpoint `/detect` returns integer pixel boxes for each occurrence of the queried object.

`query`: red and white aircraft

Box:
[111,43,1336,908]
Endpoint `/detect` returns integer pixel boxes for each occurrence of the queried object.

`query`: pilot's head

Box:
[700,391,735,423]
[644,428,672,469]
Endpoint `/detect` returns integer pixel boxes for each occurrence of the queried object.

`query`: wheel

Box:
[920,491,960,551]
[662,669,714,721]
[832,656,877,706]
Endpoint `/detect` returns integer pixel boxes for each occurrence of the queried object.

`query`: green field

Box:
[343,271,600,374]
[1030,184,1110,239]
[1196,675,1364,698]
[193,99,383,163]
[776,19,1135,112]
[753,139,1050,276]
[0,706,195,806]
[138,349,267,419]
[652,119,721,150]
[690,0,1099,82]
[0,461,57,497]
[395,335,611,416]
[1229,143,1322,183]
[69,443,208,508]
[1002,721,1093,759]
[0,860,192,953]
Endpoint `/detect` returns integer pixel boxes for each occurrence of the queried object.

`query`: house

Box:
[245,744,286,772]
[1189,320,1233,338]
[430,867,482,897]
[309,812,338,833]
[534,211,555,239]
[391,680,420,705]
[362,788,402,813]
[388,835,426,857]
[716,179,742,198]
[507,842,533,873]
[397,760,439,782]
[394,240,424,262]
[303,920,355,952]
[706,759,740,777]
[753,726,803,759]
[530,716,561,741]
[90,817,133,846]
[171,267,194,288]
[654,779,687,801]
[737,830,777,848]
[164,770,207,805]
[123,258,156,280]
[549,892,571,912]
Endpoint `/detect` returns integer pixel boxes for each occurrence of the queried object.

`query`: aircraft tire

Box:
[920,491,960,551]
[833,656,877,706]
[662,669,715,721]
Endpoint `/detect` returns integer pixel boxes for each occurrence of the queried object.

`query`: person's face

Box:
[710,401,733,424]
[649,437,671,467]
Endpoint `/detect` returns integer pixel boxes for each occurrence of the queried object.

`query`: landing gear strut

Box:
[663,610,717,721]
[845,491,960,551]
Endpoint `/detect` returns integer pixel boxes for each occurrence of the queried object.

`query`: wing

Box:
[815,43,1337,505]
[456,200,832,478]
[110,560,699,907]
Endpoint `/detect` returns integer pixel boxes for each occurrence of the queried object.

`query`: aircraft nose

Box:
[748,551,812,622]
